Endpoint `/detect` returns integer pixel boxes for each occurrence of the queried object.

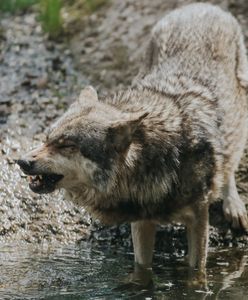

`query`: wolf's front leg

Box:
[131,220,156,268]
[187,201,209,278]
[129,220,156,287]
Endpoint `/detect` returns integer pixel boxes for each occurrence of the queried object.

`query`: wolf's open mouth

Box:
[27,173,64,194]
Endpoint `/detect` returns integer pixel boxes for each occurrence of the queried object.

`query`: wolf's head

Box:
[17,86,147,194]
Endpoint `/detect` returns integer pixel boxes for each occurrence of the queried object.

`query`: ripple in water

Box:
[0,243,248,299]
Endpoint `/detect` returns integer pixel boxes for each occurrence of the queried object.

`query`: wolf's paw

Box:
[223,197,248,231]
[237,72,248,89]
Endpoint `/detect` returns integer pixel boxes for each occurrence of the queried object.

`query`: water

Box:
[0,242,248,299]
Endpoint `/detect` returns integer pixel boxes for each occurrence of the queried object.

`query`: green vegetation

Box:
[0,0,38,13]
[40,0,62,38]
[0,0,109,38]
[0,0,62,38]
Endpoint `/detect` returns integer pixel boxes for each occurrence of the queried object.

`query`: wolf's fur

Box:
[18,3,248,276]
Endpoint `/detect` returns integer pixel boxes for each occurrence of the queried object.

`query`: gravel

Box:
[0,12,90,244]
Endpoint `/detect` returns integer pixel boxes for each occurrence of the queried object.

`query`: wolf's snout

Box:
[16,159,35,173]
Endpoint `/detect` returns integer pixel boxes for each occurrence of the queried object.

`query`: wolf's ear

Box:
[78,86,98,105]
[107,112,148,152]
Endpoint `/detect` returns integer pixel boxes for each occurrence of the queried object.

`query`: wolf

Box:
[17,3,248,278]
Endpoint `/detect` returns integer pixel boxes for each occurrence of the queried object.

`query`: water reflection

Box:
[0,242,247,299]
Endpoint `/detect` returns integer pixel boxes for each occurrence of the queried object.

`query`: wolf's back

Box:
[138,3,248,182]
[148,3,243,79]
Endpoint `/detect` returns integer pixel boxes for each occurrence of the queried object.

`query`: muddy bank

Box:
[1,0,248,249]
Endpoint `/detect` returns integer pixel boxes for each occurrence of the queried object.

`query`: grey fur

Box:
[17,3,248,279]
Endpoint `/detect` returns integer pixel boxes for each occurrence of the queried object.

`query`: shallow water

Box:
[0,242,248,300]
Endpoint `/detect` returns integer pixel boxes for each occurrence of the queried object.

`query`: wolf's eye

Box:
[56,143,77,151]
[60,145,76,149]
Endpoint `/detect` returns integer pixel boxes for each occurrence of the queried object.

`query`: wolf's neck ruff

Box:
[65,86,218,224]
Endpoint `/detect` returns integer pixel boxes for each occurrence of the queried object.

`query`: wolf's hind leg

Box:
[131,220,156,268]
[222,174,248,230]
[236,30,248,88]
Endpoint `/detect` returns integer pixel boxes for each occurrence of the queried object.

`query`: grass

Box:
[0,0,108,38]
[40,0,62,38]
[0,0,38,13]
[0,0,62,39]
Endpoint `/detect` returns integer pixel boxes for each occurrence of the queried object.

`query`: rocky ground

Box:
[1,0,248,250]
[0,13,90,244]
